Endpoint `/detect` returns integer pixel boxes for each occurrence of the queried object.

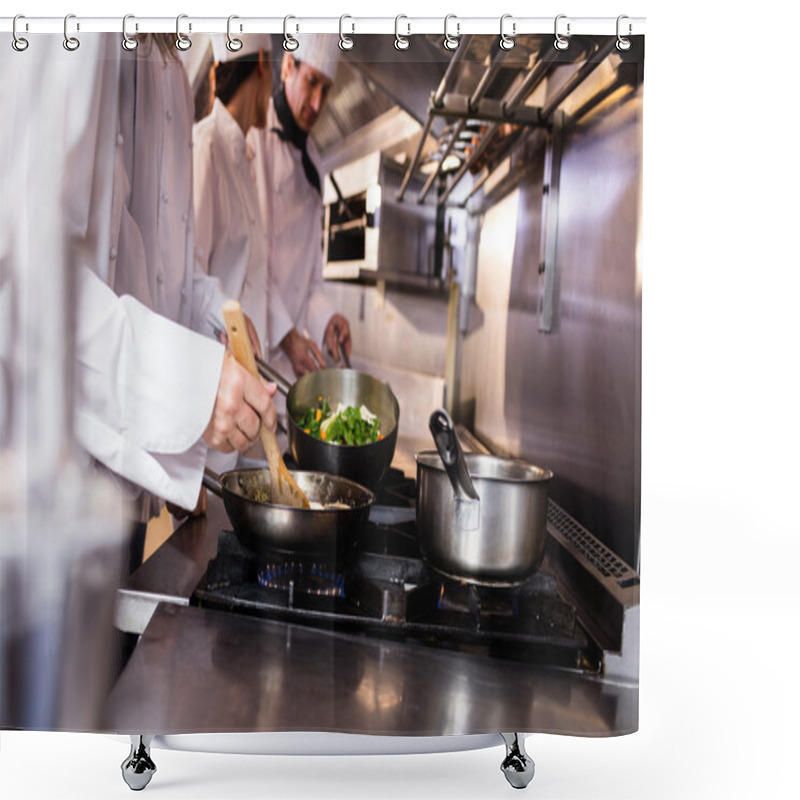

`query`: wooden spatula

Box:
[222,301,310,509]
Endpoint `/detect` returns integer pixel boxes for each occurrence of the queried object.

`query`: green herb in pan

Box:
[296,398,382,446]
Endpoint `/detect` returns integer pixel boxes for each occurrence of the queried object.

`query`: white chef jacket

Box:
[0,34,225,515]
[193,98,270,354]
[248,98,336,380]
[116,43,227,339]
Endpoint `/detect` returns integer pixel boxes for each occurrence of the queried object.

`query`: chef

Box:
[0,33,277,573]
[248,34,352,388]
[193,34,274,359]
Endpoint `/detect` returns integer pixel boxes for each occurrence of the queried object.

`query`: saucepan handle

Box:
[429,409,480,503]
[255,355,292,396]
[202,467,224,498]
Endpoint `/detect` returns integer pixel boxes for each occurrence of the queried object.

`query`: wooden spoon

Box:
[222,301,310,509]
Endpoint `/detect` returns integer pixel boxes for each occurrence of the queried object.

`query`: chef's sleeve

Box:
[75,267,225,510]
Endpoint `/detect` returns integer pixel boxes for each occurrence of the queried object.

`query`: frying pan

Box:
[203,467,374,557]
[256,358,400,491]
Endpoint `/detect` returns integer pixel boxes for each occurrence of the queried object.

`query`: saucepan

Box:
[256,357,400,491]
[202,467,374,557]
[415,410,554,586]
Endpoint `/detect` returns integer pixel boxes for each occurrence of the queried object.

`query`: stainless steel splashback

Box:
[459,57,643,567]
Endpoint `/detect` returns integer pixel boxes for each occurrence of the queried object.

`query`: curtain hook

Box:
[499,14,516,51]
[122,14,138,51]
[175,14,192,51]
[227,15,243,52]
[63,13,80,51]
[394,15,410,51]
[554,14,570,51]
[616,15,632,51]
[12,14,29,52]
[283,15,299,52]
[339,15,354,51]
[443,14,460,51]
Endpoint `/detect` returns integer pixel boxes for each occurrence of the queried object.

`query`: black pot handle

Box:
[202,467,224,498]
[429,409,480,503]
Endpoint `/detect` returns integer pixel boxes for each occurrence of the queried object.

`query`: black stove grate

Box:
[192,519,592,669]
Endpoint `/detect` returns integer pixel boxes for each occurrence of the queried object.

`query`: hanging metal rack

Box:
[397,34,626,210]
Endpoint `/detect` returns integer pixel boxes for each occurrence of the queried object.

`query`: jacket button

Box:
[116,133,124,146]
[161,192,168,204]
[157,274,164,285]
[109,247,117,260]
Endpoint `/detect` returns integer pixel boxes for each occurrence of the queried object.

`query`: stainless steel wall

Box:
[322,50,643,567]
[460,62,643,567]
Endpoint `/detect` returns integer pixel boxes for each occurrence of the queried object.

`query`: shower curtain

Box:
[0,14,644,773]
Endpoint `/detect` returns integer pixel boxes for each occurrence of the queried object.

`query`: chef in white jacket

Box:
[248,35,352,387]
[193,34,274,357]
[0,34,276,571]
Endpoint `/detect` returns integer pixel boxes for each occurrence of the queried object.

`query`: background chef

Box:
[248,34,352,391]
[193,33,274,361]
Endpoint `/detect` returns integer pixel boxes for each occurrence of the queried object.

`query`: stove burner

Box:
[193,526,591,669]
[257,562,346,598]
[437,582,520,619]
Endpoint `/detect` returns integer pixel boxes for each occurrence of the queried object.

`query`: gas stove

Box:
[190,469,598,671]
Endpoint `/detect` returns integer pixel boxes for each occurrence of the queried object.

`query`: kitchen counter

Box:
[108,445,637,738]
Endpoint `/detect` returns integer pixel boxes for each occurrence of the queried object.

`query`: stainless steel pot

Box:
[203,467,374,557]
[257,358,399,490]
[415,411,554,586]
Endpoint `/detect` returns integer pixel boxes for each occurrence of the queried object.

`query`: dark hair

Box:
[209,53,259,112]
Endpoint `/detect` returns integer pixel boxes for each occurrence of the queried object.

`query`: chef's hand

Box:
[281,328,326,377]
[324,314,351,365]
[203,353,277,452]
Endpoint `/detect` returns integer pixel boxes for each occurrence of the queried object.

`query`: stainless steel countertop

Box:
[109,446,637,737]
[107,601,636,736]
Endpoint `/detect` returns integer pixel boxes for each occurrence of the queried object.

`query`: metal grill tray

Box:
[192,527,592,670]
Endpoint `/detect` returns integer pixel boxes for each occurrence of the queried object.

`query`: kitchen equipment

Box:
[427,409,481,530]
[416,410,554,586]
[256,359,399,491]
[223,302,309,509]
[202,467,374,557]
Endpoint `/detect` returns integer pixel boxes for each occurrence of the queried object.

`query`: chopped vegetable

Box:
[296,398,381,446]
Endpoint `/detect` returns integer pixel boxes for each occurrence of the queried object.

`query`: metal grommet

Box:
[122,14,138,51]
[12,14,29,52]
[554,14,570,51]
[226,15,243,52]
[443,14,460,51]
[394,15,410,51]
[63,13,80,51]
[339,15,354,51]
[499,14,516,51]
[616,15,632,51]
[283,15,299,52]
[175,14,192,51]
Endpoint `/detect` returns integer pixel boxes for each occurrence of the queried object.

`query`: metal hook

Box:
[339,15,354,51]
[554,14,570,51]
[175,14,192,51]
[616,15,632,51]
[394,15,410,51]
[122,14,138,51]
[499,14,516,51]
[12,14,29,52]
[443,14,460,51]
[227,15,243,52]
[283,15,299,52]
[63,13,80,51]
